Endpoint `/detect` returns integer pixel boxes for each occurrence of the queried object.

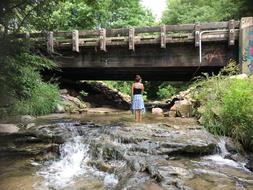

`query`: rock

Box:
[198,116,205,125]
[21,115,36,123]
[229,74,248,79]
[0,124,19,133]
[66,95,87,109]
[169,110,177,117]
[0,142,59,156]
[164,112,169,117]
[164,111,177,117]
[60,89,68,94]
[170,104,177,111]
[26,123,35,129]
[81,81,131,109]
[55,104,65,113]
[175,100,192,118]
[246,154,253,172]
[152,108,163,115]
[225,137,244,155]
[60,94,87,113]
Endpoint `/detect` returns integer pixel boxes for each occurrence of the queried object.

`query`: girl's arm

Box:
[131,84,134,98]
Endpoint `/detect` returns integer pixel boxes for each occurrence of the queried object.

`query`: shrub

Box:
[221,79,253,150]
[12,82,60,116]
[192,62,253,151]
[0,40,59,117]
[104,81,132,95]
[157,83,177,100]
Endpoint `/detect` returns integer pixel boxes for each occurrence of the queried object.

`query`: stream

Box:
[0,113,253,190]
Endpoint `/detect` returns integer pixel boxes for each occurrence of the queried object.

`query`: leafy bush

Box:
[0,40,59,117]
[104,81,132,95]
[221,79,253,150]
[157,84,177,100]
[192,62,253,151]
[12,82,59,116]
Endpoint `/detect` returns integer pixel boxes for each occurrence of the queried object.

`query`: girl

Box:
[131,75,145,122]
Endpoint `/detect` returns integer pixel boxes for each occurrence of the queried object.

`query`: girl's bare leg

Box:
[139,110,142,122]
[137,110,141,122]
[135,110,138,122]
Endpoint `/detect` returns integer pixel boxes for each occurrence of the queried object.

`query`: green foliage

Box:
[104,81,132,95]
[0,39,59,117]
[2,0,155,32]
[221,79,253,150]
[192,62,253,151]
[12,82,59,115]
[157,84,176,100]
[161,0,251,24]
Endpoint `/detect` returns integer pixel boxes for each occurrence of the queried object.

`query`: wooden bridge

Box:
[16,17,253,81]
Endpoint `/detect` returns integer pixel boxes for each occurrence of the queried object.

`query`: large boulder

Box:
[175,99,192,118]
[82,81,131,109]
[60,94,87,113]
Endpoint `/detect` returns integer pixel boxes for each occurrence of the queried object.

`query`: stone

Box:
[60,94,88,113]
[163,112,169,117]
[26,123,35,129]
[152,108,163,115]
[81,81,131,109]
[55,104,65,113]
[246,154,253,172]
[170,104,177,111]
[66,95,87,109]
[225,137,245,155]
[21,115,36,123]
[0,124,19,133]
[175,100,192,118]
[229,74,248,79]
[169,110,177,117]
[198,116,205,125]
[60,89,68,94]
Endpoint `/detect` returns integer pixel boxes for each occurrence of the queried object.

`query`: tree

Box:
[161,0,252,24]
[0,0,60,33]
[41,0,155,31]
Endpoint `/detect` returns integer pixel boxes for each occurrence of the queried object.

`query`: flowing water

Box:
[0,113,253,190]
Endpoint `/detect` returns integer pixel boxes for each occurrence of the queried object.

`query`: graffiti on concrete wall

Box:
[245,40,253,74]
[245,30,253,75]
[203,50,223,65]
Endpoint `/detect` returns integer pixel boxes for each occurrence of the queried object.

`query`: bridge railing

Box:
[15,20,240,53]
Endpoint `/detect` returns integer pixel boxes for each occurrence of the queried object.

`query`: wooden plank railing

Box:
[14,20,240,53]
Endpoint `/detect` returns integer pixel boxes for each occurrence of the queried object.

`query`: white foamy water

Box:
[202,138,248,171]
[34,135,119,190]
[104,174,118,187]
[217,138,230,157]
[204,154,242,168]
[35,136,89,189]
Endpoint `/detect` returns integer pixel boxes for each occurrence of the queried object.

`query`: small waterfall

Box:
[203,138,248,170]
[35,132,119,189]
[217,137,230,157]
[35,136,90,189]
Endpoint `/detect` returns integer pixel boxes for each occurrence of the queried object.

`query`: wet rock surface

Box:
[0,118,252,190]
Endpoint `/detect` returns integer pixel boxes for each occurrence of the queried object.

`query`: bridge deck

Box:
[16,20,239,53]
[16,20,242,81]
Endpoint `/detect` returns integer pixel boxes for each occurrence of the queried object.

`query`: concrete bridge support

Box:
[240,17,253,78]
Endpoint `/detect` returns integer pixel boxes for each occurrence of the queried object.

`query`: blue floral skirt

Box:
[131,94,145,113]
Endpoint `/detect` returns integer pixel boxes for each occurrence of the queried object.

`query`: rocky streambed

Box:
[0,114,253,190]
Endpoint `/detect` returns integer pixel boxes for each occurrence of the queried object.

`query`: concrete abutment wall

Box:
[240,17,253,78]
